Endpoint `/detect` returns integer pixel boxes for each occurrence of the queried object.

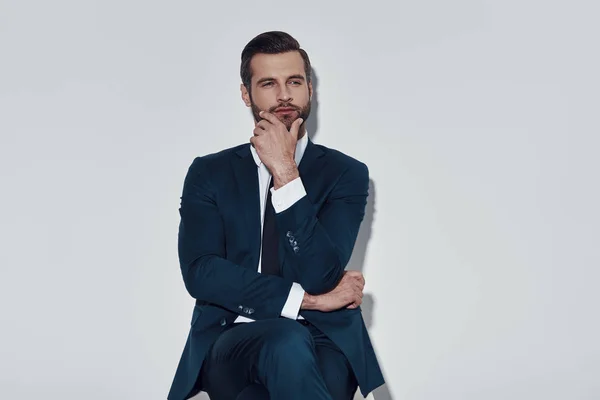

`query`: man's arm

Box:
[178,156,298,320]
[301,270,366,311]
[250,111,368,298]
[272,161,369,295]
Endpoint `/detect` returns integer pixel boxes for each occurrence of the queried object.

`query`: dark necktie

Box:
[261,177,280,276]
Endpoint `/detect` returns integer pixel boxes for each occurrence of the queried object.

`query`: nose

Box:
[277,85,293,103]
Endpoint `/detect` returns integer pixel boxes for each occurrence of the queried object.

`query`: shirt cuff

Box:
[280,282,305,320]
[271,176,307,213]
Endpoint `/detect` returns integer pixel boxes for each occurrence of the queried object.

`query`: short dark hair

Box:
[240,31,312,89]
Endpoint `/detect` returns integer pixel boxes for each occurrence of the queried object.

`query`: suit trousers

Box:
[196,318,358,400]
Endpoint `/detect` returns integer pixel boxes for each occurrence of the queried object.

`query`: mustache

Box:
[269,103,301,112]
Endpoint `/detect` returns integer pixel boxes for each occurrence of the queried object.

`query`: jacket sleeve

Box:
[275,161,369,295]
[178,157,294,320]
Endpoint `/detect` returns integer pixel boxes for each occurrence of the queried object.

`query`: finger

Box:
[342,271,352,281]
[349,287,360,302]
[290,117,303,138]
[258,111,282,125]
[351,296,363,308]
[355,287,364,299]
[347,270,363,281]
[345,271,360,283]
[355,289,363,301]
[351,279,364,292]
[344,281,361,297]
[350,281,362,294]
[345,290,358,305]
[349,270,364,279]
[352,274,365,288]
[353,272,365,284]
[255,119,270,131]
[357,277,365,290]
[253,126,267,136]
[349,274,363,286]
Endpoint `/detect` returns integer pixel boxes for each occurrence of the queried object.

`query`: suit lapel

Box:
[298,138,327,193]
[232,145,262,263]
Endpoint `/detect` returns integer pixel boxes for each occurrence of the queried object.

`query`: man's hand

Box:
[250,111,303,189]
[301,271,365,312]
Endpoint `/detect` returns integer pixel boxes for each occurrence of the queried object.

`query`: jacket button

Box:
[293,246,300,253]
[286,231,293,238]
[248,308,255,314]
[220,318,227,326]
[243,307,250,314]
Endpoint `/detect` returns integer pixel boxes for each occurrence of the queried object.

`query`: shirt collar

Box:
[250,130,309,168]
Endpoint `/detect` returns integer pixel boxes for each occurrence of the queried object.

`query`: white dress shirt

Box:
[234,132,309,323]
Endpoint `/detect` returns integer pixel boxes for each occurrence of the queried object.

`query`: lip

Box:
[274,108,296,113]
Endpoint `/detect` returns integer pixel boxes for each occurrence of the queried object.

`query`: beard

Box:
[251,98,312,132]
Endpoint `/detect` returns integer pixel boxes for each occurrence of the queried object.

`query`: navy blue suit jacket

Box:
[168,138,384,399]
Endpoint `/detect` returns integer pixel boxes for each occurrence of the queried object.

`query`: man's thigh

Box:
[200,319,356,400]
[200,318,315,400]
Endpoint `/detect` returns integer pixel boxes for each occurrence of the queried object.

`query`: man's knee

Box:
[262,319,314,350]
[258,320,316,369]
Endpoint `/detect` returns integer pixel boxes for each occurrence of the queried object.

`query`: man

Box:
[168,31,384,400]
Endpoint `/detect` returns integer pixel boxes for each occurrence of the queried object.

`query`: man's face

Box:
[241,51,312,134]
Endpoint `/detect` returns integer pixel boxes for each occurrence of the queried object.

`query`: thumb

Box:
[290,117,304,139]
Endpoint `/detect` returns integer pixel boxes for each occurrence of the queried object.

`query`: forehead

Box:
[250,51,306,83]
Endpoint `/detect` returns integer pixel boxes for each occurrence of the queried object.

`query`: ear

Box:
[240,84,251,107]
[308,81,313,99]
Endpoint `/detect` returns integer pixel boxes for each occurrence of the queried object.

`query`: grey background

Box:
[1,1,599,399]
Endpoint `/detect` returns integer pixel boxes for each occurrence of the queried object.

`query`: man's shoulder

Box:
[313,142,368,174]
[189,142,249,168]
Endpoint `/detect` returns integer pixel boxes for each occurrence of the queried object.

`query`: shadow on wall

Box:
[346,179,395,400]
[306,67,320,142]
[346,179,376,329]
[310,67,393,400]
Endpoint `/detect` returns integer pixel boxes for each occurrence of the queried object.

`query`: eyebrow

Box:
[256,75,306,85]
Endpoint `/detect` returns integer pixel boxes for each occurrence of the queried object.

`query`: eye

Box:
[289,80,301,85]
[261,82,274,87]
